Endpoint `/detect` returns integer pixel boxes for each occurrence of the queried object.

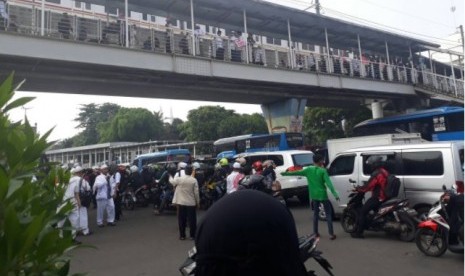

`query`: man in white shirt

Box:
[215,30,224,60]
[73,166,92,236]
[57,166,81,241]
[93,165,116,227]
[194,25,205,56]
[226,162,243,194]
[110,165,123,221]
[169,165,200,240]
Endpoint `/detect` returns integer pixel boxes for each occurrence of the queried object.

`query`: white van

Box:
[237,150,314,203]
[325,141,464,219]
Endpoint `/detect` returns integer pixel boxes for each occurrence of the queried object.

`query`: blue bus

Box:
[353,106,464,141]
[132,149,191,170]
[214,132,304,160]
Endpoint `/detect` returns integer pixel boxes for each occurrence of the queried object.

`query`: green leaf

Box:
[0,72,14,109]
[3,97,35,113]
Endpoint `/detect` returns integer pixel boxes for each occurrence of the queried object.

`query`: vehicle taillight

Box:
[456,181,464,194]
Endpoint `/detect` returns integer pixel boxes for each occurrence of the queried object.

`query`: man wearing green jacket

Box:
[281,154,339,240]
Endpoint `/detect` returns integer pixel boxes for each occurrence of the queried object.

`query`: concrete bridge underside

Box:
[0,32,435,132]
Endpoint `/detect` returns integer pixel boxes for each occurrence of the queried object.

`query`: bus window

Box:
[286,133,304,148]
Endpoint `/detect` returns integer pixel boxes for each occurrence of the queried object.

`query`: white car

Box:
[237,150,314,203]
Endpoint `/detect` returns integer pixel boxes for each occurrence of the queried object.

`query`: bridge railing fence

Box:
[3,0,463,100]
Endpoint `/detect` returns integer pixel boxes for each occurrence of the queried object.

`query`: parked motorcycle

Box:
[199,179,226,210]
[153,181,175,214]
[179,234,333,276]
[134,184,152,207]
[415,185,464,257]
[341,187,418,242]
[121,187,136,210]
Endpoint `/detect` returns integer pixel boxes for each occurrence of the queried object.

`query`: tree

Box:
[162,118,184,141]
[238,113,268,134]
[99,108,164,142]
[0,73,77,275]
[180,106,236,141]
[217,113,268,137]
[303,107,371,145]
[73,103,120,146]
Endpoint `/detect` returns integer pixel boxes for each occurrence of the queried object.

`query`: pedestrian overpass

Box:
[0,0,463,133]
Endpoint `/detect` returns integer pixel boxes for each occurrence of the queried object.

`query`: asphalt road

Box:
[69,199,464,276]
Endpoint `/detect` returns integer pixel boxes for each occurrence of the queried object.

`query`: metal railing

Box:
[2,0,463,100]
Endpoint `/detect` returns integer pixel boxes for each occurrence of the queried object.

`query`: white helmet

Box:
[130,165,139,173]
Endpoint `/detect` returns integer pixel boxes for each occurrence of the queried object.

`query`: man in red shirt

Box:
[352,156,389,239]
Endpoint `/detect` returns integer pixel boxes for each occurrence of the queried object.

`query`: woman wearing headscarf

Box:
[194,189,308,276]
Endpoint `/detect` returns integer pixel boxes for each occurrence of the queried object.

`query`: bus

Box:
[132,149,191,170]
[214,132,304,160]
[353,106,464,141]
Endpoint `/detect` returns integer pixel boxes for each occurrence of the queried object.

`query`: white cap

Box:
[233,162,241,169]
[73,166,83,173]
[130,165,138,173]
[100,164,108,170]
[178,162,187,169]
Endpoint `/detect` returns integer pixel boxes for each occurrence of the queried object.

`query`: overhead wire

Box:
[358,0,456,30]
[264,0,461,47]
[323,7,461,46]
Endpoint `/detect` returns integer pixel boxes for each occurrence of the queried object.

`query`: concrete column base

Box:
[261,98,307,133]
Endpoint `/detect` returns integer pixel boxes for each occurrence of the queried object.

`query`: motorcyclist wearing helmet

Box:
[141,165,154,189]
[192,162,206,188]
[153,162,176,215]
[217,158,231,180]
[129,165,143,191]
[252,161,263,175]
[352,155,389,239]
[262,160,277,189]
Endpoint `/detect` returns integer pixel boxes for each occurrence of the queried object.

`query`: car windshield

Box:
[292,153,314,167]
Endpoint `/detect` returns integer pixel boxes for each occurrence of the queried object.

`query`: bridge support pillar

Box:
[371,101,384,119]
[261,98,307,133]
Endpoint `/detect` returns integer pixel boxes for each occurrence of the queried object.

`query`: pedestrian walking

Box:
[74,166,92,236]
[281,154,339,240]
[57,166,82,243]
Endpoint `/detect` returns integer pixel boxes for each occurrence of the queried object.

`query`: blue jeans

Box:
[312,200,334,236]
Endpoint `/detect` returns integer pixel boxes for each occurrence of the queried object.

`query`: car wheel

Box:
[297,194,309,204]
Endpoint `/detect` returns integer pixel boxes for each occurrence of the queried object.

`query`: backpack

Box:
[384,173,401,199]
[79,178,93,208]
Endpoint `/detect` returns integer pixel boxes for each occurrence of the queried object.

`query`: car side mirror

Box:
[442,184,447,192]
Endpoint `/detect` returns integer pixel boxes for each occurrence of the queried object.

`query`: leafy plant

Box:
[0,73,77,275]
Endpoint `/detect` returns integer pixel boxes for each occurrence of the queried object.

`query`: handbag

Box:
[79,178,93,208]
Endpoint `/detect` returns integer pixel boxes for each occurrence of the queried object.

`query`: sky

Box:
[8,0,464,141]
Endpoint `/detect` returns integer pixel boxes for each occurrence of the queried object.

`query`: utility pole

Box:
[459,25,464,53]
[315,0,321,15]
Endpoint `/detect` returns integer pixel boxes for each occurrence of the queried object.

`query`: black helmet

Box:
[166,162,177,175]
[366,155,386,169]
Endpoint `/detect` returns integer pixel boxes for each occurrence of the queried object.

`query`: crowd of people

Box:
[57,156,283,242]
[58,152,463,248]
